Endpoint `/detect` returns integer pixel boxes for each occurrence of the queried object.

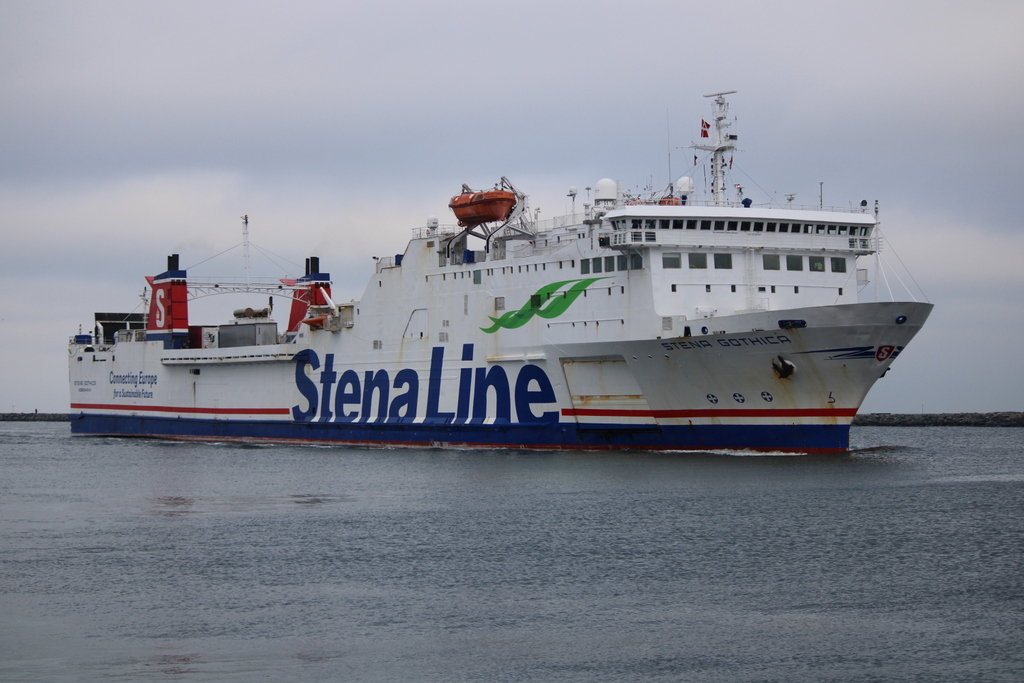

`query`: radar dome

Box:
[594,178,617,202]
[675,176,695,195]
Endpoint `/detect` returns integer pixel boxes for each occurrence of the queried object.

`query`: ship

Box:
[68,92,932,453]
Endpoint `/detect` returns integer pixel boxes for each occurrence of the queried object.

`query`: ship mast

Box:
[241,214,251,287]
[692,90,737,206]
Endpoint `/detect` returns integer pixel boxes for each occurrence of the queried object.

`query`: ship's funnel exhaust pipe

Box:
[168,254,179,271]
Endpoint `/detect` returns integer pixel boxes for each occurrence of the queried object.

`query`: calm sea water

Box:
[1,423,1022,682]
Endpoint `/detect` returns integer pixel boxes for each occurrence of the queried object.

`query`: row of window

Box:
[661,252,847,273]
[765,254,847,273]
[612,218,872,236]
[669,284,844,296]
[427,259,583,283]
[580,253,644,275]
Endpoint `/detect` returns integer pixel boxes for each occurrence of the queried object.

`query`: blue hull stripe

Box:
[69,414,851,453]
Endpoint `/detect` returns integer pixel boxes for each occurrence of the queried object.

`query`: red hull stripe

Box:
[69,404,856,419]
[70,403,290,416]
[561,408,858,418]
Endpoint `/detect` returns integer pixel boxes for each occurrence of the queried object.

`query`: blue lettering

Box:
[289,346,564,427]
[319,354,338,422]
[456,368,472,423]
[473,366,511,424]
[515,364,558,423]
[291,350,320,421]
[425,346,454,423]
[335,369,360,423]
[388,369,419,422]
[362,369,390,423]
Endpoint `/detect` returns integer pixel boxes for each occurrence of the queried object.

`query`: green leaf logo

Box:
[481,277,609,333]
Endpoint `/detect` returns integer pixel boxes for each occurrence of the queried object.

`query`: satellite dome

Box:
[675,176,695,195]
[594,178,617,202]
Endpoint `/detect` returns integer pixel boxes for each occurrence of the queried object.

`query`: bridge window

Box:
[714,253,733,269]
[659,219,670,229]
[787,255,803,271]
[630,253,644,270]
[605,256,615,272]
[809,256,825,272]
[663,252,682,269]
[727,221,738,231]
[831,257,847,273]
[790,223,801,234]
[763,254,780,270]
[592,258,602,273]
[740,221,751,231]
[617,254,628,270]
[700,220,712,230]
[581,259,590,274]
[689,253,707,269]
[686,219,697,229]
[672,220,684,229]
[753,222,764,232]
[827,224,837,235]
[778,223,789,233]
[816,224,826,234]
[714,220,725,231]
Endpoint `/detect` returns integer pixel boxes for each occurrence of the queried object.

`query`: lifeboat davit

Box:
[448,190,516,227]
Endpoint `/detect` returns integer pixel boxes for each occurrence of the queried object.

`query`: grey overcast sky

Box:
[2,0,1022,413]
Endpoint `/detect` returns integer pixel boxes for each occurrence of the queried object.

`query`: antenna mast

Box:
[241,214,251,287]
[692,90,737,206]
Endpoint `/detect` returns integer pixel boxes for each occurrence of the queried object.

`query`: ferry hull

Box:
[69,301,931,454]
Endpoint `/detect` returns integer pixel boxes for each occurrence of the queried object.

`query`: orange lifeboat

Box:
[658,197,682,205]
[301,314,328,329]
[448,189,517,227]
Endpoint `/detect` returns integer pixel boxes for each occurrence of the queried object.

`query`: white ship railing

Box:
[602,229,875,253]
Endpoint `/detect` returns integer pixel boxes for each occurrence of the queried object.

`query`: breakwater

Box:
[852,412,1024,427]
[1,413,70,421]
